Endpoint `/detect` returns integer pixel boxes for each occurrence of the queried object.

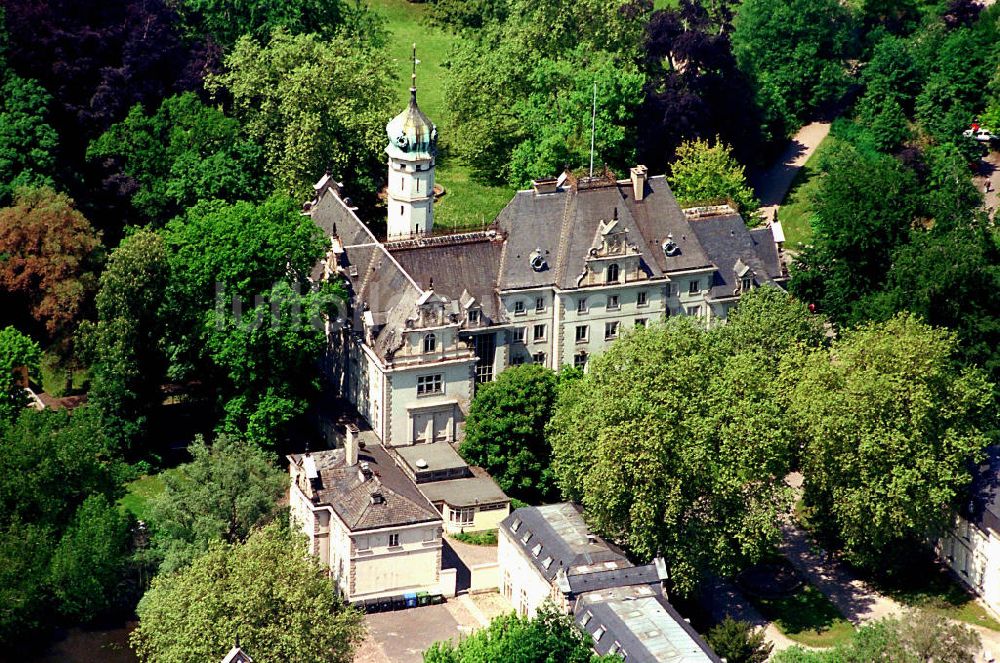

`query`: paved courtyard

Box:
[354,593,511,663]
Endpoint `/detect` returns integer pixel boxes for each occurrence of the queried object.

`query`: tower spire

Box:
[410,43,419,101]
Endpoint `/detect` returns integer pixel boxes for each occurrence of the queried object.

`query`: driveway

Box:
[974,151,999,220]
[355,598,488,663]
[751,122,832,223]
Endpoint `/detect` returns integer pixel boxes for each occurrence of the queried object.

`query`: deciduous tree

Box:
[706,617,772,663]
[131,523,365,663]
[148,435,286,573]
[460,364,560,503]
[0,326,39,426]
[667,137,760,220]
[206,29,394,203]
[789,314,994,571]
[0,187,102,338]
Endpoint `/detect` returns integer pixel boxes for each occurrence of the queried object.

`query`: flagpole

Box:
[589,82,597,178]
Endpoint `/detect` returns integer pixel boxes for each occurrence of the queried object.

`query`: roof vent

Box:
[663,234,681,257]
[529,248,548,272]
[415,458,428,469]
[370,492,385,505]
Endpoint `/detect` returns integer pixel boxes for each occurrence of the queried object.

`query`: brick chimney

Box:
[630,165,648,201]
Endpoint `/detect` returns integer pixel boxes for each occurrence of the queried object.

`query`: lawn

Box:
[39,349,88,396]
[371,0,514,231]
[752,582,855,648]
[870,560,1000,632]
[776,134,841,250]
[119,474,166,523]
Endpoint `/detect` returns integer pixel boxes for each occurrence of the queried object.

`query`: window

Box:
[581,611,593,627]
[450,507,475,525]
[535,296,545,312]
[606,263,620,283]
[511,518,522,532]
[532,352,546,365]
[513,327,526,343]
[635,318,647,328]
[607,295,620,311]
[531,543,542,557]
[474,333,496,384]
[686,305,702,317]
[388,533,400,547]
[511,355,526,366]
[521,531,533,545]
[400,205,404,216]
[574,353,588,370]
[514,300,526,315]
[533,324,546,341]
[577,297,588,314]
[468,309,480,324]
[423,527,437,542]
[417,374,443,395]
[575,325,588,343]
[605,321,619,339]
[688,280,700,294]
[665,283,674,298]
[542,556,553,569]
[637,290,648,307]
[356,536,369,551]
[593,626,606,642]
[423,333,436,353]
[741,275,752,292]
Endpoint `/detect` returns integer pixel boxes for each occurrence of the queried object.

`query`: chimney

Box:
[532,177,559,195]
[630,165,648,201]
[345,424,359,466]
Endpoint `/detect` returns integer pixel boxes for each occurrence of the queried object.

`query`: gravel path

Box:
[751,122,831,224]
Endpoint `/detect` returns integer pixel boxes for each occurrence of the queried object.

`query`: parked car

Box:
[963,127,998,142]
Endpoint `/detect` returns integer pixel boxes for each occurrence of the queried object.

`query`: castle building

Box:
[306,81,786,450]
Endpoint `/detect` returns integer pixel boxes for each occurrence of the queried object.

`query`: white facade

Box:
[938,514,1000,618]
[498,525,559,617]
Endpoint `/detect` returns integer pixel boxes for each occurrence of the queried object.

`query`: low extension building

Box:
[498,503,721,662]
[288,426,445,606]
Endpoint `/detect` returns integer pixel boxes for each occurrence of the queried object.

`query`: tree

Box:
[444,0,649,185]
[667,137,760,220]
[148,435,287,573]
[47,494,131,621]
[773,611,981,662]
[732,0,855,137]
[789,314,994,571]
[0,73,58,205]
[460,364,560,503]
[789,142,918,323]
[0,187,102,338]
[131,523,366,663]
[0,326,40,426]
[83,229,172,452]
[706,617,772,663]
[206,29,395,202]
[424,603,615,662]
[549,314,799,595]
[0,519,53,644]
[88,93,269,225]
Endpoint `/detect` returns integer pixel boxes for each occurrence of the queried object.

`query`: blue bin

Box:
[404,592,418,608]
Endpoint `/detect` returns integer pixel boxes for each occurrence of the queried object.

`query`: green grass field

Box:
[119,474,166,523]
[753,583,855,648]
[372,0,514,231]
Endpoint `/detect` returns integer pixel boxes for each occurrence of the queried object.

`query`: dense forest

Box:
[0,0,997,659]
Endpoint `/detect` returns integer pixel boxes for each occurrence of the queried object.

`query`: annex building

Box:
[306,79,787,454]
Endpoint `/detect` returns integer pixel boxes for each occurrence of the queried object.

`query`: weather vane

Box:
[411,43,420,89]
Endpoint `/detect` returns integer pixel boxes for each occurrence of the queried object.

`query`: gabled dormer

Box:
[734,258,755,293]
[576,209,649,288]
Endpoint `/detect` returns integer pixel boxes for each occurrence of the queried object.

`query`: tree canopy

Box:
[549,288,821,595]
[206,29,394,203]
[424,603,617,663]
[131,522,365,663]
[667,137,760,220]
[0,187,102,338]
[0,326,39,426]
[148,435,287,573]
[789,314,994,571]
[460,364,562,503]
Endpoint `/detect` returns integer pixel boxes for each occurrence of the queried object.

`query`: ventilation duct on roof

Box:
[662,234,680,257]
[529,248,548,272]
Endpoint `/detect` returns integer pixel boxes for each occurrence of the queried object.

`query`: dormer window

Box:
[606,263,620,284]
[468,309,480,324]
[741,275,753,292]
[514,300,526,316]
[423,333,436,353]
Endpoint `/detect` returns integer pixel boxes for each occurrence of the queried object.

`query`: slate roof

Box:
[501,503,643,585]
[418,466,510,508]
[575,587,722,663]
[289,444,441,532]
[494,175,716,293]
[688,214,785,300]
[969,446,1000,536]
[389,235,505,322]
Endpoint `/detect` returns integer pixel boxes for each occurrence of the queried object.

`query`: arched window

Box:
[423,333,436,353]
[606,263,620,283]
